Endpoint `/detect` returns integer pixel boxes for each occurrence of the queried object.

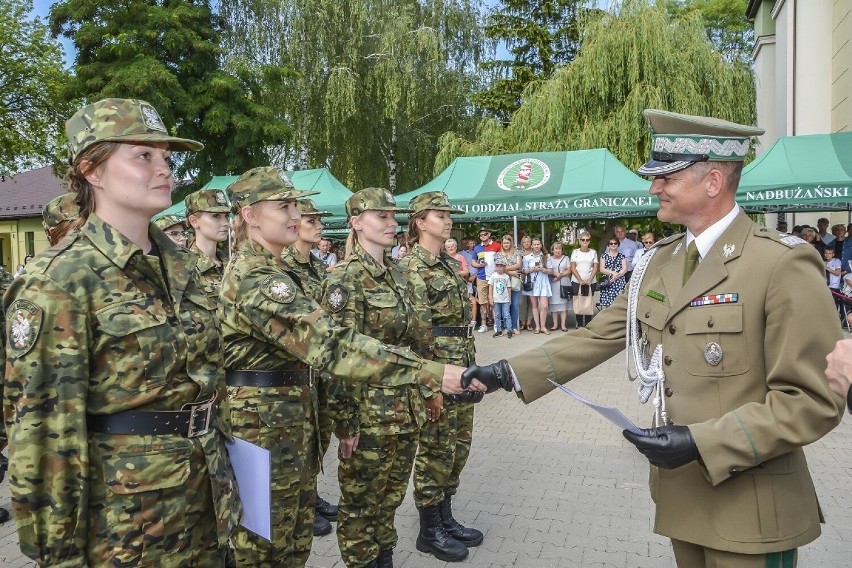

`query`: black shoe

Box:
[377,548,394,568]
[0,507,9,524]
[315,495,338,521]
[439,496,483,547]
[313,513,333,536]
[415,505,468,562]
[507,330,513,339]
[492,331,503,337]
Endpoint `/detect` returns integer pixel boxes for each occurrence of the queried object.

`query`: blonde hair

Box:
[229,204,263,257]
[345,217,361,258]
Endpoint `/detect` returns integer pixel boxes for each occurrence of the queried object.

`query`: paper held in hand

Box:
[547,379,642,435]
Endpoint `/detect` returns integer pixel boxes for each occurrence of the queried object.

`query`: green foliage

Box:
[219,0,486,193]
[50,0,291,188]
[472,0,594,122]
[437,0,756,176]
[666,0,754,62]
[0,0,72,177]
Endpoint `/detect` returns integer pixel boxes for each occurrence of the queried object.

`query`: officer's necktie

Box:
[683,241,700,284]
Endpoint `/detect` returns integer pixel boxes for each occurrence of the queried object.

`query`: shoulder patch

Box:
[260,275,296,304]
[7,300,42,356]
[325,283,349,313]
[754,227,809,248]
[779,234,807,247]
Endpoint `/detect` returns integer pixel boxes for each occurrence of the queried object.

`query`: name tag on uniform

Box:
[690,293,738,307]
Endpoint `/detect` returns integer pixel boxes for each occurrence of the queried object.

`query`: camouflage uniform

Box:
[185,190,231,301]
[42,193,81,244]
[401,242,476,507]
[219,169,445,568]
[153,214,188,232]
[3,216,240,567]
[322,188,437,568]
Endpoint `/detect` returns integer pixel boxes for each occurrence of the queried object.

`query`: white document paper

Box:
[547,379,642,435]
[225,436,272,541]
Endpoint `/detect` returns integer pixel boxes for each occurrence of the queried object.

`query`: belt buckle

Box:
[466,323,474,338]
[308,367,314,388]
[186,398,214,438]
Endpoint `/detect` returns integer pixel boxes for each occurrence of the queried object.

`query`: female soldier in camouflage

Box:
[279,198,338,537]
[400,191,482,563]
[219,170,472,568]
[42,193,83,246]
[323,188,445,568]
[153,213,189,247]
[3,98,240,567]
[185,189,231,301]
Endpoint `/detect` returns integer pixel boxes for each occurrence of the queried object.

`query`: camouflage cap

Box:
[298,198,332,217]
[42,193,80,231]
[185,189,231,215]
[637,109,765,176]
[345,187,413,217]
[227,167,319,208]
[152,214,187,231]
[408,191,464,215]
[65,98,204,164]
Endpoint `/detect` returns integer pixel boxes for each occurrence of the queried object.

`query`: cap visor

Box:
[637,160,694,176]
[265,188,321,201]
[105,132,204,152]
[191,205,231,214]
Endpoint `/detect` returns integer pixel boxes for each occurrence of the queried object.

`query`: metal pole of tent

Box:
[513,216,518,246]
[540,220,545,243]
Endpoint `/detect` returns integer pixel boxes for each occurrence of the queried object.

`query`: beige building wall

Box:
[749,0,852,227]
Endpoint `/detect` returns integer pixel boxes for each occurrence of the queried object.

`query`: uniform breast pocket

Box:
[365,289,406,339]
[95,301,172,398]
[685,304,749,377]
[101,445,193,565]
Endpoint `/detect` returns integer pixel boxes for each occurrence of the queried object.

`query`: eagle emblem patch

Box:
[261,275,296,304]
[325,284,348,313]
[8,300,42,356]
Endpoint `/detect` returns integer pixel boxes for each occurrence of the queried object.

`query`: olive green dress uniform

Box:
[323,241,437,568]
[400,240,476,511]
[506,112,844,566]
[3,215,241,567]
[219,168,445,568]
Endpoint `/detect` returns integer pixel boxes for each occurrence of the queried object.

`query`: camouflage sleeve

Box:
[4,273,91,566]
[237,265,444,390]
[320,272,363,439]
[401,263,441,401]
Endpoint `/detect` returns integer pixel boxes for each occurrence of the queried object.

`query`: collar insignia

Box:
[722,243,735,258]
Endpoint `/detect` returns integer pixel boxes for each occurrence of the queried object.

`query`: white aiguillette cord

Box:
[625,247,668,427]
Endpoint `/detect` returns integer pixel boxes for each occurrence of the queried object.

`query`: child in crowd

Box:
[826,247,843,292]
[489,257,513,338]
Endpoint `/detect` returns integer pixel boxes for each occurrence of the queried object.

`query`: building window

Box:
[25,231,35,256]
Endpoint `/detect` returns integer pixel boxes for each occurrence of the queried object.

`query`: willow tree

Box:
[435,0,755,173]
[219,0,486,192]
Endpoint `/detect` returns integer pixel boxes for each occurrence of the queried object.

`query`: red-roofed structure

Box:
[0,166,67,272]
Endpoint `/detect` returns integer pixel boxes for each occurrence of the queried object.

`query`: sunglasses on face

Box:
[579,238,590,242]
[643,240,654,245]
[608,242,618,245]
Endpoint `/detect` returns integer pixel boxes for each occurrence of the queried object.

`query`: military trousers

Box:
[337,431,418,568]
[672,539,797,568]
[413,399,475,507]
[230,396,319,568]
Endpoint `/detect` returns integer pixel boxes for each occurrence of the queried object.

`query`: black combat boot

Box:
[439,496,483,546]
[313,513,332,536]
[377,548,393,568]
[416,505,468,562]
[315,495,339,521]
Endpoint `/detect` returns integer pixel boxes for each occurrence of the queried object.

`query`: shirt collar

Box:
[81,213,180,270]
[686,204,740,260]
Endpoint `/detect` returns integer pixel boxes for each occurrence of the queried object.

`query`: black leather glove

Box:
[446,391,485,403]
[622,425,700,470]
[460,360,514,394]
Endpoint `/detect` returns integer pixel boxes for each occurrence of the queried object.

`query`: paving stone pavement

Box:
[2,326,851,567]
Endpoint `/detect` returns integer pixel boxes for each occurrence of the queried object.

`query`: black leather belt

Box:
[87,397,217,438]
[225,369,313,387]
[432,325,474,338]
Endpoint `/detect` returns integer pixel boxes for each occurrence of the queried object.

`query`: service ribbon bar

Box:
[690,293,739,307]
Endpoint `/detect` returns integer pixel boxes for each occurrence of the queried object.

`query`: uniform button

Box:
[730,467,739,474]
[668,325,676,335]
[644,312,651,318]
[664,356,672,366]
[664,387,673,397]
[707,319,714,328]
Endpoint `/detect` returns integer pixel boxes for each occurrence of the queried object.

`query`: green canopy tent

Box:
[154,168,353,226]
[737,132,852,212]
[395,149,655,221]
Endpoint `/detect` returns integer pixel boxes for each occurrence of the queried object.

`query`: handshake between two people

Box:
[448,360,702,471]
